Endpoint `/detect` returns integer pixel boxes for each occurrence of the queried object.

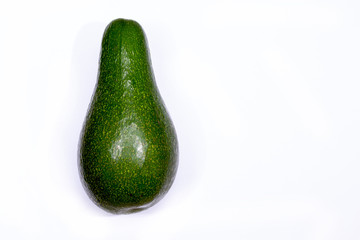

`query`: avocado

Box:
[78,19,178,214]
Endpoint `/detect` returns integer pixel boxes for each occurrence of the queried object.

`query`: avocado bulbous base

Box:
[79,170,175,215]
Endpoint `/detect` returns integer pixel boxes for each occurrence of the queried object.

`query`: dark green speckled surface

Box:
[79,19,178,214]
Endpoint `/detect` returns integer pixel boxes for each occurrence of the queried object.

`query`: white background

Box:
[1,0,360,239]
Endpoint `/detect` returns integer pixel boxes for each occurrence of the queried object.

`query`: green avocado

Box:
[78,19,178,214]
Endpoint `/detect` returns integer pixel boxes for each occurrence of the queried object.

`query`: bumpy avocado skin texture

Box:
[79,19,178,214]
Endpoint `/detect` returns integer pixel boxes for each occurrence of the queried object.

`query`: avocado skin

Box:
[79,19,178,214]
